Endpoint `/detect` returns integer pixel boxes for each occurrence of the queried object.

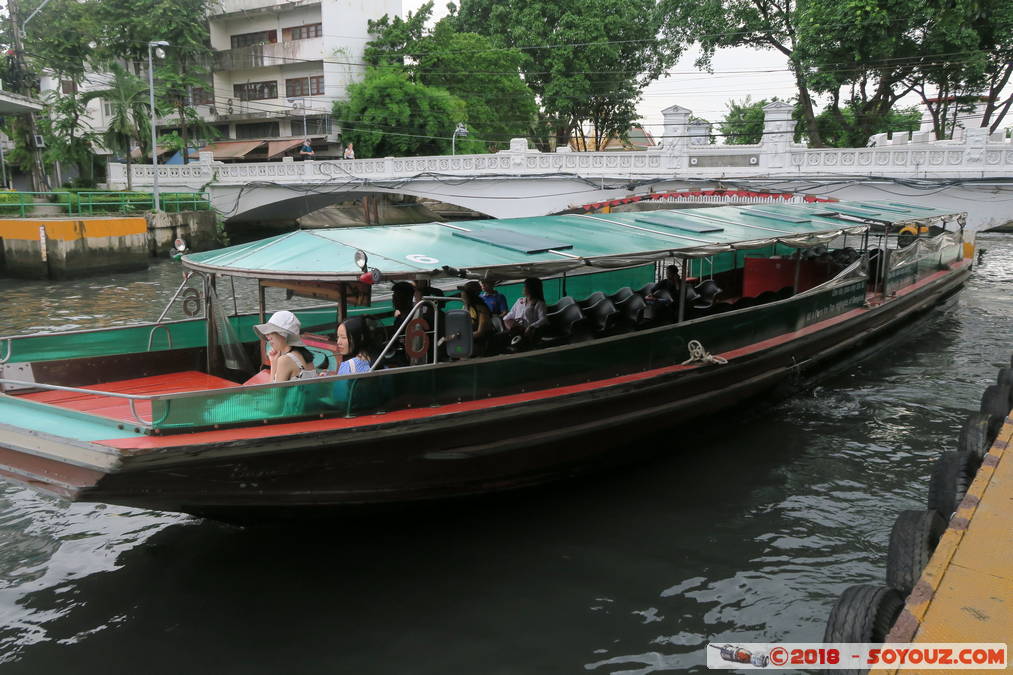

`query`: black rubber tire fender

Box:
[980,384,1011,419]
[997,368,1013,405]
[927,451,982,518]
[824,584,906,644]
[958,412,995,459]
[886,510,947,594]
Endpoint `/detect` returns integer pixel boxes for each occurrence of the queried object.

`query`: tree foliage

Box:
[333,69,484,157]
[719,96,923,147]
[81,63,151,190]
[452,0,680,150]
[362,2,537,151]
[662,0,1013,145]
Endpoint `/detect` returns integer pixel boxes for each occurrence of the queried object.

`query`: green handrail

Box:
[0,190,210,216]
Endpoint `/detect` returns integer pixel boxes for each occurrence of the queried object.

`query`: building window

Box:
[283,23,322,40]
[235,122,280,139]
[60,79,77,94]
[102,100,114,118]
[191,87,214,105]
[234,81,278,101]
[310,75,324,95]
[285,77,309,98]
[230,30,278,48]
[305,116,331,136]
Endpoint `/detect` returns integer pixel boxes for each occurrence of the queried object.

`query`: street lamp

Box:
[452,122,468,155]
[287,97,308,138]
[148,40,169,212]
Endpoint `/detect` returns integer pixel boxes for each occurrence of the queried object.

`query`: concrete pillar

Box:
[760,101,795,169]
[963,126,988,166]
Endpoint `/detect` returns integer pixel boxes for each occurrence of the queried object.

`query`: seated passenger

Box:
[503,277,548,346]
[647,264,683,302]
[254,310,316,382]
[480,279,509,316]
[336,317,375,375]
[391,281,417,331]
[413,279,445,331]
[461,281,493,355]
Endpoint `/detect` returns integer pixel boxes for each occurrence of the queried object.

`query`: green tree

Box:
[454,0,680,150]
[718,97,772,145]
[364,4,537,150]
[333,69,482,157]
[813,105,922,147]
[81,63,151,190]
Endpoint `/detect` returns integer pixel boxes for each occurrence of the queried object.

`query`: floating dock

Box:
[875,411,1013,670]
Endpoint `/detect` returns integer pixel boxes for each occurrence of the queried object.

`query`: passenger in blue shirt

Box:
[480,279,508,316]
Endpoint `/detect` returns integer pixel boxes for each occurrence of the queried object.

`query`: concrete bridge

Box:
[110,102,1013,230]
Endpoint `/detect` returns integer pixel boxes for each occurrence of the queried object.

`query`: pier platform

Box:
[875,411,1013,669]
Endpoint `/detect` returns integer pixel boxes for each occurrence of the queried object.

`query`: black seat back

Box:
[546,296,575,314]
[584,297,618,332]
[692,279,723,309]
[616,293,647,326]
[637,282,654,297]
[610,286,634,305]
[578,291,606,310]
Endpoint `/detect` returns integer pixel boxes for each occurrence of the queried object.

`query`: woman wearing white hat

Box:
[253,310,316,382]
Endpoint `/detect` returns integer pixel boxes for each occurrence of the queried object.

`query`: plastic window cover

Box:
[888,232,959,270]
[793,256,869,299]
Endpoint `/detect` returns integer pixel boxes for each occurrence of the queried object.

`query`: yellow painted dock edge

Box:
[872,414,1013,674]
[0,217,147,241]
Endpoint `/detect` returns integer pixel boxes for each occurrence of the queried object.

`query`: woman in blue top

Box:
[335,316,373,375]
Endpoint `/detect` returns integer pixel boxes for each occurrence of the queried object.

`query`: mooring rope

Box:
[682,339,728,366]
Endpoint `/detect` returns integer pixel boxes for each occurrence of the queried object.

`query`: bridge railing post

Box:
[760,101,796,171]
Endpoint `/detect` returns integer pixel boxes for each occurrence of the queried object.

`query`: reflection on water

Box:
[0,237,1010,673]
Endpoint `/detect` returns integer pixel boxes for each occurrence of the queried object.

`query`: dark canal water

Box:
[1,235,1011,673]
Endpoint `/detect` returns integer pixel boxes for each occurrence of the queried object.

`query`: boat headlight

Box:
[354,249,368,271]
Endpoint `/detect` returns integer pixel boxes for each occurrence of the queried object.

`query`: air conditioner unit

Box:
[33,135,46,149]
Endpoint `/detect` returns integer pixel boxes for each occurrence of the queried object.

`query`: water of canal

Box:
[0,234,1011,674]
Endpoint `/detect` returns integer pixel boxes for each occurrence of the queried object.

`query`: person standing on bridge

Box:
[343,142,355,160]
[299,139,315,160]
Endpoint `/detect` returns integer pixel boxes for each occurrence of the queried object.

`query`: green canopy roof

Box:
[183,200,964,282]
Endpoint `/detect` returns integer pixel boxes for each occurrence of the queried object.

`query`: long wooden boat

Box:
[0,200,971,518]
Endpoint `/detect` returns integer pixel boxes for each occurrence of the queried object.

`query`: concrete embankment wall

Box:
[0,211,219,279]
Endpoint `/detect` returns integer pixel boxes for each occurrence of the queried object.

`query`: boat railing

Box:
[0,338,11,364]
[0,378,166,426]
[369,296,466,373]
[146,325,175,351]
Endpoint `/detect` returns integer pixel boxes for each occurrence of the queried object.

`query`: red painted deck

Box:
[19,371,239,423]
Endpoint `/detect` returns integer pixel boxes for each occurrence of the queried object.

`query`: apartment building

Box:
[41,0,399,165]
[202,0,400,158]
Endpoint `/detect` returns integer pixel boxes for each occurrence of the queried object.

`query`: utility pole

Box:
[7,0,50,192]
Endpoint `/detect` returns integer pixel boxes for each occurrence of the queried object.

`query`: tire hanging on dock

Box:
[958,412,994,459]
[979,383,1010,440]
[926,451,981,518]
[886,510,947,594]
[824,584,905,645]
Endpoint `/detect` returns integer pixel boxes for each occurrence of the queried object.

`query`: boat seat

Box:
[583,296,620,334]
[546,296,576,314]
[615,292,648,328]
[610,286,634,305]
[539,301,587,346]
[636,282,654,297]
[733,296,758,310]
[755,290,779,305]
[692,279,723,310]
[577,291,606,310]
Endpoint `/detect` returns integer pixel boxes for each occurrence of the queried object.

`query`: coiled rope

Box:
[682,339,728,366]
